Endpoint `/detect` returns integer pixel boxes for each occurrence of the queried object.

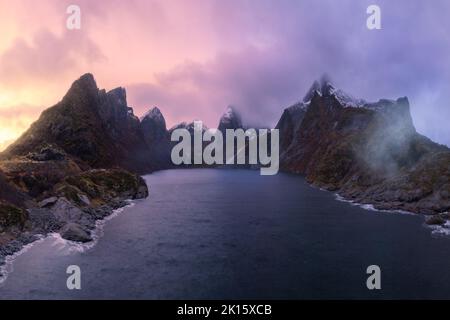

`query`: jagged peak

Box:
[105,87,128,109]
[303,74,336,101]
[302,74,366,108]
[218,105,243,130]
[302,80,321,103]
[169,120,208,132]
[75,73,97,87]
[221,105,240,118]
[141,106,165,122]
[107,86,126,99]
[62,73,99,102]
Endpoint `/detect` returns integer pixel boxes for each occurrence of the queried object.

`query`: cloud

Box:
[0,103,44,151]
[0,29,104,86]
[124,0,450,146]
[1,0,450,147]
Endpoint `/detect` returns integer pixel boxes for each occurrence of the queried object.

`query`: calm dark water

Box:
[1,169,450,299]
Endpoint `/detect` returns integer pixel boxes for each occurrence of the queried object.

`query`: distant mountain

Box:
[277,77,450,215]
[141,107,171,167]
[169,120,209,136]
[218,106,243,133]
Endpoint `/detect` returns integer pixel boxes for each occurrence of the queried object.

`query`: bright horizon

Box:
[1,0,450,151]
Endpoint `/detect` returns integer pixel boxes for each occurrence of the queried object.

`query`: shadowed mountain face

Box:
[1,74,169,174]
[140,107,171,167]
[275,102,308,153]
[218,106,243,133]
[277,77,450,214]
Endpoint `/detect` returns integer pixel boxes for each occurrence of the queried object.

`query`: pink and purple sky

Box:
[0,0,450,151]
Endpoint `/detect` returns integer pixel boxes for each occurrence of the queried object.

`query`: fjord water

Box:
[1,169,450,299]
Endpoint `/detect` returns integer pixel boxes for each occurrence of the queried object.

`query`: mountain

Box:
[0,74,150,257]
[2,74,154,174]
[168,120,209,167]
[169,121,209,135]
[2,71,449,251]
[277,77,450,215]
[218,106,243,132]
[140,107,171,167]
[275,102,308,154]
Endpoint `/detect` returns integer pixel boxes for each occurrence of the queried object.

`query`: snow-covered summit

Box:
[302,75,366,108]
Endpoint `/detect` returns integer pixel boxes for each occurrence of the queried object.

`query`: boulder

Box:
[39,197,58,208]
[51,197,84,222]
[425,215,446,226]
[60,223,92,242]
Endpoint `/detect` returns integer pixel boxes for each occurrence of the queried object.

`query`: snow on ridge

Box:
[302,77,367,109]
[332,88,367,108]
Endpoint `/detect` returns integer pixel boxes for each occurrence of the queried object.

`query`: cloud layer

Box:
[0,0,449,148]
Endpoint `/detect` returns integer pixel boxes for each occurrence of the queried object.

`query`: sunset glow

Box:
[1,0,450,151]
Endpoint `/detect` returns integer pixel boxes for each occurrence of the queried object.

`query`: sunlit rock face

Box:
[1,73,157,174]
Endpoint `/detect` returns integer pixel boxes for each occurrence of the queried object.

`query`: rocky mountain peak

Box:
[218,106,243,131]
[141,107,167,139]
[62,73,99,104]
[169,121,209,134]
[141,107,166,125]
[140,107,170,167]
[303,75,366,108]
[106,87,127,106]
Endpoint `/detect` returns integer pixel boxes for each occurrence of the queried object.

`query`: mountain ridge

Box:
[278,78,450,216]
[1,72,450,260]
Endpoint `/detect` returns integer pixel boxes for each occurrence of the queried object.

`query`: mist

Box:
[124,0,450,146]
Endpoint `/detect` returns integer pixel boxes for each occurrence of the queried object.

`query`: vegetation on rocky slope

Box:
[0,202,28,232]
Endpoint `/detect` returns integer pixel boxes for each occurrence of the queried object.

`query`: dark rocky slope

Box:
[278,77,450,218]
[218,106,243,133]
[140,107,171,167]
[0,74,154,270]
[2,74,158,174]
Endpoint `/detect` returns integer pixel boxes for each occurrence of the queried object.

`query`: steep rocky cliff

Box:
[2,74,155,174]
[277,77,450,215]
[140,107,171,168]
[0,74,151,257]
[218,106,243,133]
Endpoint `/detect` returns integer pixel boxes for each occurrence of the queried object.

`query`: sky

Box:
[0,0,450,151]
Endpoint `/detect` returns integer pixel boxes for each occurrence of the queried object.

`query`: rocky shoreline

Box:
[0,168,148,277]
[0,197,131,271]
[277,77,450,223]
[331,189,450,231]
